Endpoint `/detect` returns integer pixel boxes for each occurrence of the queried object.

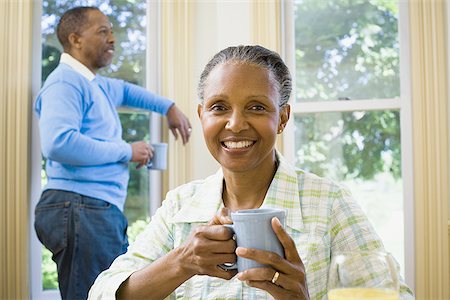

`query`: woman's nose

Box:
[225,111,249,132]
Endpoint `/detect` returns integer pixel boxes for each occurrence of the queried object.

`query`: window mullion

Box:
[292,98,402,114]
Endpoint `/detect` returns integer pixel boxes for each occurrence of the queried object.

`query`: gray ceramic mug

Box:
[220,208,286,272]
[147,143,168,170]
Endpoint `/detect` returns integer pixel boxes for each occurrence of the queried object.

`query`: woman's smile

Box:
[222,140,255,150]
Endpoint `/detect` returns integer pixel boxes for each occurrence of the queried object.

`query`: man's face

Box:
[74,10,115,72]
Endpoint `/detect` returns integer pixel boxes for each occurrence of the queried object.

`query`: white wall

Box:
[189,1,252,180]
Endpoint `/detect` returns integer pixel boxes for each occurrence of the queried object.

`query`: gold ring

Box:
[271,271,280,284]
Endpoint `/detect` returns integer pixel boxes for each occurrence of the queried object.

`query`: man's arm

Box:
[120,81,192,144]
[38,82,132,166]
[166,104,192,145]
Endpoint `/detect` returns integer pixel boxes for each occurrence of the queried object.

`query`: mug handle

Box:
[218,224,238,270]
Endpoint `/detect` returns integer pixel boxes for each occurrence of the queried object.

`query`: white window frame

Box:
[282,1,415,290]
[29,1,163,298]
[147,0,164,216]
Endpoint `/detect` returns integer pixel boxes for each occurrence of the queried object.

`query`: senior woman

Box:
[89,45,413,299]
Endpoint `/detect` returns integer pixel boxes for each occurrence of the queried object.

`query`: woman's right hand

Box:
[208,207,233,225]
[117,218,236,299]
[117,219,237,299]
[177,221,237,280]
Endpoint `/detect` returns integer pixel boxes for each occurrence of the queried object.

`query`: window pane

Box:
[42,0,147,85]
[119,111,151,225]
[294,0,399,102]
[40,0,148,291]
[294,110,404,275]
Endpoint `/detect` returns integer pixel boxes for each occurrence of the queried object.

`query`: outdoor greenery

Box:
[42,0,147,86]
[42,247,58,289]
[293,0,401,181]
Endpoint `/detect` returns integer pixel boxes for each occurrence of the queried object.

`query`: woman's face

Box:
[198,62,289,173]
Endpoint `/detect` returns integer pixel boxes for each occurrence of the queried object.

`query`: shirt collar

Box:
[170,150,304,232]
[60,53,96,82]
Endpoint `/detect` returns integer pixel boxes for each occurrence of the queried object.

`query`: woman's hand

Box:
[208,207,233,225]
[177,219,237,280]
[235,217,309,300]
[117,217,236,300]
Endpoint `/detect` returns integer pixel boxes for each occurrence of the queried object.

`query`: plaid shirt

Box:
[89,152,414,300]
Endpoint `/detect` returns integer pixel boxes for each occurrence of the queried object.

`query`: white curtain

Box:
[0,0,33,298]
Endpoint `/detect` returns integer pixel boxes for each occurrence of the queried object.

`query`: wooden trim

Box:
[251,0,284,152]
[161,1,194,191]
[0,0,33,298]
[409,1,449,298]
[251,0,282,51]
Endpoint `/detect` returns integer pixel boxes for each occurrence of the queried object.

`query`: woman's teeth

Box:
[223,141,254,149]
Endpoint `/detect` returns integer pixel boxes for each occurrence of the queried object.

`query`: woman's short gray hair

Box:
[197,45,292,107]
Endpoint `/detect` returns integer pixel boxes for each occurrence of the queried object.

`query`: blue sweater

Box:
[35,63,173,210]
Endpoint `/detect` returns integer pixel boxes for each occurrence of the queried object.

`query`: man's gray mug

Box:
[221,208,286,272]
[147,143,168,170]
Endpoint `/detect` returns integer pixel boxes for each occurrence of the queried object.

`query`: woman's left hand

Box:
[235,217,310,300]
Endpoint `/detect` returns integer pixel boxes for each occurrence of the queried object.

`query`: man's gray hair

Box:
[197,45,292,106]
[57,6,100,50]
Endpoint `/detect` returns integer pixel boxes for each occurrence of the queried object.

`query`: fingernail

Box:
[236,272,243,280]
[273,217,281,226]
[236,247,247,255]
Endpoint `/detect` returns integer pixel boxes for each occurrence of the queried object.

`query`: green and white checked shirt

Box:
[89,152,414,300]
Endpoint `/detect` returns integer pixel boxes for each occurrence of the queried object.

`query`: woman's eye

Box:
[250,105,266,111]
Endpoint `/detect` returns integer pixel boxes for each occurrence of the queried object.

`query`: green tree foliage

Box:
[295,111,400,181]
[127,218,150,243]
[42,0,147,85]
[119,111,151,224]
[294,0,401,181]
[42,247,58,290]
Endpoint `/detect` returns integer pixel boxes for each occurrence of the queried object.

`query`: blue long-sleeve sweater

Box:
[35,62,173,210]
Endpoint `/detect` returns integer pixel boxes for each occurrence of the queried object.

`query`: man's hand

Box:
[166,105,192,145]
[130,141,153,169]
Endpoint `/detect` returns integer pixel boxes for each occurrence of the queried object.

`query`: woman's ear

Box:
[278,104,290,133]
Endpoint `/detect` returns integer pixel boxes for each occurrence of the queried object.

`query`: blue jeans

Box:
[34,190,129,300]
